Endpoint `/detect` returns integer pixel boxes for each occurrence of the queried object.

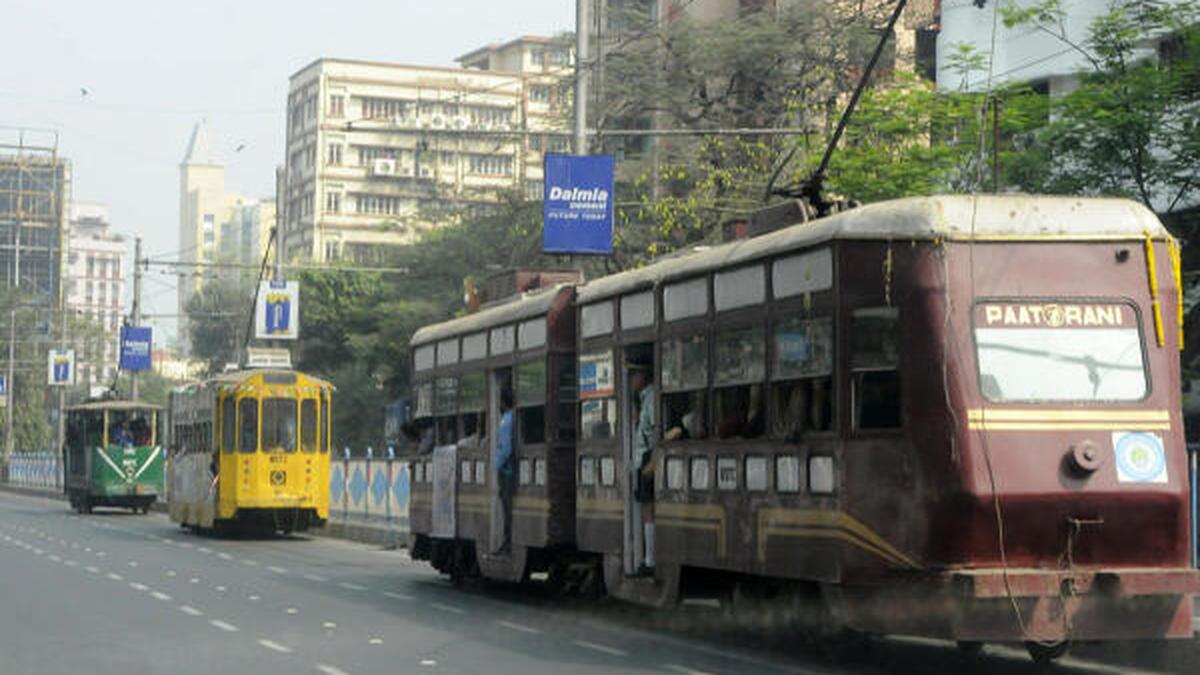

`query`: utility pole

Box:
[574,0,590,155]
[4,306,15,467]
[131,236,142,400]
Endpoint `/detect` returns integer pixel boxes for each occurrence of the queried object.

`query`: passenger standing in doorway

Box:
[494,386,516,555]
[631,363,656,575]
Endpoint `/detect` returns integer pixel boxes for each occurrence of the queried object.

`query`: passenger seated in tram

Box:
[663,390,706,441]
[772,377,833,439]
[715,385,765,439]
[112,420,135,447]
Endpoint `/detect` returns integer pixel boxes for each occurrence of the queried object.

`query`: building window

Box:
[326,143,342,166]
[325,192,341,214]
[329,94,344,118]
[529,84,552,103]
[467,154,513,176]
[360,96,409,119]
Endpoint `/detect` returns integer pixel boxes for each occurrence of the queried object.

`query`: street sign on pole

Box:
[47,349,75,386]
[255,280,300,340]
[542,153,615,255]
[0,374,7,407]
[119,326,153,371]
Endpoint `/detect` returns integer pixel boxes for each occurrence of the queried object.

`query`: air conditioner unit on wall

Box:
[371,158,398,176]
[431,116,445,128]
[399,165,414,176]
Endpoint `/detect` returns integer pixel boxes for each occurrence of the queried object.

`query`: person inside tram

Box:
[630,360,656,575]
[494,386,516,555]
[112,420,134,447]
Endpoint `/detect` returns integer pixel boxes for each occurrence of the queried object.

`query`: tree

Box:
[186,277,254,376]
[1001,0,1200,214]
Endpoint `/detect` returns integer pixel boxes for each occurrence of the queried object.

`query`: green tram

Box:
[64,400,164,514]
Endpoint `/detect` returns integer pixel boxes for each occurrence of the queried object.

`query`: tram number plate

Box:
[269,454,287,463]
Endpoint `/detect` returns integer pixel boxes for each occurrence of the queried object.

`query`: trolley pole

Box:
[574,0,589,156]
[131,236,143,401]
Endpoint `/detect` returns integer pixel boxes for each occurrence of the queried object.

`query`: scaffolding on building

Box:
[0,127,69,303]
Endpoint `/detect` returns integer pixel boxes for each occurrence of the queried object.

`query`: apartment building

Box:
[65,202,126,392]
[220,198,276,266]
[280,36,572,264]
[1,130,70,301]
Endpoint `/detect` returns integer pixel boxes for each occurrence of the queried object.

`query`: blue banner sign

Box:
[119,326,153,371]
[542,153,615,255]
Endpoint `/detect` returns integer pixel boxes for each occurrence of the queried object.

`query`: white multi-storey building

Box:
[280,36,572,264]
[65,202,126,393]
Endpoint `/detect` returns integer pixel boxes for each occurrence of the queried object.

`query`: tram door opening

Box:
[622,344,654,574]
[488,368,513,555]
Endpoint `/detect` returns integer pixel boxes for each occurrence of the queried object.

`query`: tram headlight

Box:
[808,456,835,495]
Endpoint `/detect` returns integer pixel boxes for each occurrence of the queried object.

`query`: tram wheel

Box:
[1025,640,1069,664]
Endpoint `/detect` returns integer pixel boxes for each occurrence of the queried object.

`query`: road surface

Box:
[0,489,1191,675]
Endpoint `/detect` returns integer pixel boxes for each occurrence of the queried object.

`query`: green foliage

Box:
[186,277,253,376]
[113,368,181,408]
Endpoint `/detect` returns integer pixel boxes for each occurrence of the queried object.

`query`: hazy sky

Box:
[1,0,574,340]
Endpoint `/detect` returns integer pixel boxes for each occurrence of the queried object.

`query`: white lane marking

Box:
[257,639,293,654]
[368,637,383,645]
[304,573,327,582]
[664,665,714,675]
[430,602,464,615]
[179,605,203,616]
[64,560,78,567]
[32,548,43,555]
[383,591,413,601]
[248,595,261,601]
[322,621,337,629]
[267,565,287,574]
[209,619,238,632]
[107,573,124,581]
[242,559,259,566]
[96,552,106,557]
[85,566,99,574]
[151,591,173,601]
[129,582,150,591]
[198,547,212,554]
[338,582,367,591]
[84,547,92,552]
[217,552,233,560]
[215,585,227,592]
[127,561,139,567]
[419,659,437,666]
[497,620,542,635]
[178,542,194,548]
[189,577,200,584]
[314,665,351,675]
[166,571,177,577]
[574,640,627,657]
[47,554,61,562]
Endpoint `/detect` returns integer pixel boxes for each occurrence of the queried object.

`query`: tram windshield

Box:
[262,397,299,452]
[108,409,154,447]
[974,301,1147,402]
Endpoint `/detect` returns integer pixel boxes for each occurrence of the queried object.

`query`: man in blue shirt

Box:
[631,363,656,575]
[493,386,515,554]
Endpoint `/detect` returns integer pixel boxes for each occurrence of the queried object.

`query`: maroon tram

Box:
[406,194,1199,662]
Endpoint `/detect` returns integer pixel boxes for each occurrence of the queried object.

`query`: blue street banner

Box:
[0,374,6,407]
[47,349,75,386]
[255,280,300,340]
[542,153,615,255]
[119,326,153,371]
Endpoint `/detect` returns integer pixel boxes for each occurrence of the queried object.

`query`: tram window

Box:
[437,339,459,366]
[579,351,616,440]
[518,318,546,350]
[776,456,801,493]
[851,309,901,430]
[663,278,708,322]
[714,265,765,312]
[461,460,472,484]
[462,332,487,361]
[474,460,486,485]
[690,457,711,491]
[414,345,435,371]
[600,456,616,486]
[774,318,833,379]
[666,457,685,490]
[620,291,654,330]
[556,356,577,441]
[714,327,766,439]
[490,325,515,355]
[534,458,546,486]
[746,456,768,491]
[579,457,596,486]
[662,335,707,392]
[581,398,616,440]
[301,399,318,452]
[323,392,332,453]
[663,390,707,440]
[414,383,434,418]
[436,417,459,445]
[435,377,459,444]
[717,457,738,490]
[459,372,486,448]
[238,398,258,453]
[517,361,546,445]
[221,397,236,453]
[772,377,834,437]
[519,459,532,486]
[773,248,834,298]
[263,398,298,452]
[581,301,614,338]
[414,462,424,483]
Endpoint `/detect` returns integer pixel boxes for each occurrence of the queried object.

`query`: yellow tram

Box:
[167,364,332,534]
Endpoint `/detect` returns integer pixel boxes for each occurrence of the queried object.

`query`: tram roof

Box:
[411,284,572,346]
[173,368,334,392]
[577,194,1167,304]
[67,400,163,412]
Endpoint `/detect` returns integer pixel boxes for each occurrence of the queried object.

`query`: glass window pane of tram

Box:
[301,399,317,452]
[772,318,834,437]
[620,291,653,330]
[581,302,613,338]
[459,372,486,448]
[851,308,901,430]
[714,265,765,311]
[238,398,258,453]
[714,327,766,440]
[662,335,708,440]
[663,278,708,322]
[221,396,236,453]
[517,361,546,444]
[435,377,458,444]
[262,398,298,452]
